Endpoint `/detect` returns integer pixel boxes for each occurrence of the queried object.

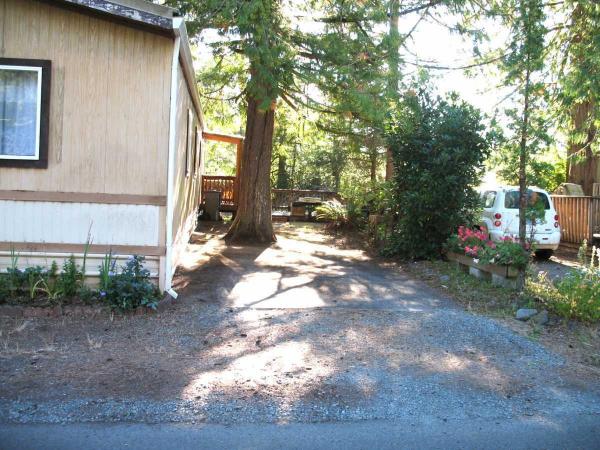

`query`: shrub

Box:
[385,91,490,259]
[550,241,600,322]
[57,256,83,297]
[315,200,349,229]
[102,255,161,312]
[479,238,529,269]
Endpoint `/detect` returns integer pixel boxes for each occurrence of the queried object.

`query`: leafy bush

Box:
[550,241,600,322]
[0,249,160,313]
[102,255,161,312]
[525,241,600,322]
[315,200,349,229]
[385,91,490,259]
[479,239,529,269]
[57,256,83,297]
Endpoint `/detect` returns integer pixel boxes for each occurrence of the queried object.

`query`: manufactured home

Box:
[0,0,206,292]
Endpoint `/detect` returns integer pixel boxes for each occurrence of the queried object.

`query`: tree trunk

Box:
[276,154,288,189]
[224,95,276,244]
[370,150,377,182]
[567,101,598,195]
[517,65,531,290]
[385,0,400,181]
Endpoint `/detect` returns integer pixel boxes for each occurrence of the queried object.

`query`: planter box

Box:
[447,251,519,289]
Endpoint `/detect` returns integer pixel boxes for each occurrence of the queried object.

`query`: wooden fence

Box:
[271,189,341,210]
[550,195,600,244]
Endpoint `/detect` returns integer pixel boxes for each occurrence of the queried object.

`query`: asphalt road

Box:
[2,415,600,450]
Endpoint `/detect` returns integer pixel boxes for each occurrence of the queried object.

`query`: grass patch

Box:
[408,260,519,317]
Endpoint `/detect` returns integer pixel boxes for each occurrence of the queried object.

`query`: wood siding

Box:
[171,64,203,270]
[0,0,172,196]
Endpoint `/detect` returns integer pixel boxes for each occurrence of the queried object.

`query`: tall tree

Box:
[490,0,547,286]
[551,2,600,194]
[169,0,464,242]
[167,0,390,242]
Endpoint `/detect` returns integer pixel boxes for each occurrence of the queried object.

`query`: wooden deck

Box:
[202,175,237,212]
[201,175,341,217]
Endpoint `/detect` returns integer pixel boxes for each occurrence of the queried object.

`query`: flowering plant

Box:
[446,226,529,269]
[445,226,496,258]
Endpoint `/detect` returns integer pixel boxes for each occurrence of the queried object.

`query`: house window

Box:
[0,58,51,168]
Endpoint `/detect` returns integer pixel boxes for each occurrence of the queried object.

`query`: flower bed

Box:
[445,226,528,288]
[0,252,162,313]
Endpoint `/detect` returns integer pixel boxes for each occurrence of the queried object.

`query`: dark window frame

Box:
[0,58,51,169]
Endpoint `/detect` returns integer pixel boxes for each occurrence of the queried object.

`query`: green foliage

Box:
[385,91,490,259]
[492,146,566,192]
[0,250,160,312]
[0,275,9,300]
[57,256,83,297]
[99,251,116,293]
[527,241,600,322]
[24,266,47,299]
[551,2,600,154]
[552,241,600,322]
[315,200,349,229]
[102,256,161,312]
[479,241,529,269]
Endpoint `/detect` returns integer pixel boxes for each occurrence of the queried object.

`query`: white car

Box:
[478,186,561,259]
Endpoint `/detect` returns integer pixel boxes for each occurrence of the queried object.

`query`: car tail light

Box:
[494,220,502,227]
[494,213,502,219]
[554,214,559,221]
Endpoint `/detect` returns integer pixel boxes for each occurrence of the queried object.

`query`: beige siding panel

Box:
[171,64,204,255]
[0,0,172,196]
[0,200,161,246]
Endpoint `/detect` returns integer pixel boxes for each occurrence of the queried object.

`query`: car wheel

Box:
[535,249,554,260]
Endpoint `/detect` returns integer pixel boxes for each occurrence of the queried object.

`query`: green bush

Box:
[315,200,349,229]
[526,242,600,322]
[102,255,161,312]
[57,256,83,297]
[385,91,490,259]
[0,250,160,312]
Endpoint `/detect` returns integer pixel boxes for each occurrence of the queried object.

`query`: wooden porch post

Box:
[235,140,243,208]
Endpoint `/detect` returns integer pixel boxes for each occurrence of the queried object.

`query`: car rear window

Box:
[504,190,550,209]
[481,191,497,208]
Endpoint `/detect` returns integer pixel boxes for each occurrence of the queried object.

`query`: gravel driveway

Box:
[0,223,599,427]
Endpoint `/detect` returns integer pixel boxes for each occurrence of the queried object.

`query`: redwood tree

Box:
[167,0,456,243]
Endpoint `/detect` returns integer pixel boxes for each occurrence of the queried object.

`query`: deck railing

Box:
[271,189,341,210]
[201,176,342,214]
[202,175,236,208]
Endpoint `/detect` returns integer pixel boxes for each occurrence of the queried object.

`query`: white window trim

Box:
[0,64,43,161]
